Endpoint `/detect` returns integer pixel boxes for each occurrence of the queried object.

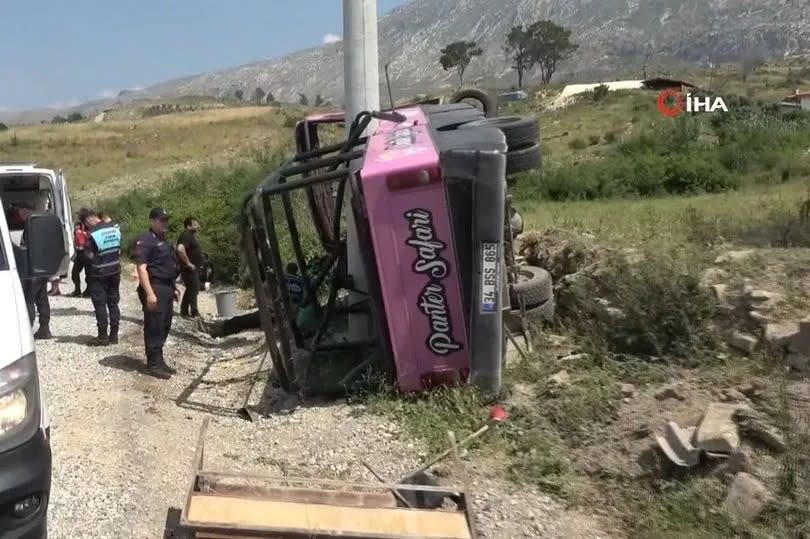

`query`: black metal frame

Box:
[242,112,387,392]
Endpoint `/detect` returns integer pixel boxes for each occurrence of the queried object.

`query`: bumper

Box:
[0,430,50,539]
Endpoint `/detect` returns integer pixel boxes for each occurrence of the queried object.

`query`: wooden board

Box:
[187,494,472,539]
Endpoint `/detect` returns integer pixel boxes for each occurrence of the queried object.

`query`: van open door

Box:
[52,170,73,278]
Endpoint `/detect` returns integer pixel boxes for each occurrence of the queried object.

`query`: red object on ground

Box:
[489,405,508,423]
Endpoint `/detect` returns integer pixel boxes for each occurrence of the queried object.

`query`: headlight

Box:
[0,354,40,453]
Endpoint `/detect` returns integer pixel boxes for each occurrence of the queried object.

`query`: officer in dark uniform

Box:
[133,208,180,379]
[82,210,122,346]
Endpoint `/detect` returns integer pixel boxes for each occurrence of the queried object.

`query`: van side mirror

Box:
[15,214,66,279]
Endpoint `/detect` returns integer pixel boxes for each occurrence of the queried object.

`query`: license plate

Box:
[480,242,499,313]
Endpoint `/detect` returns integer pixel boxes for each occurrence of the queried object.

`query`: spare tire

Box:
[505,298,555,333]
[449,88,497,118]
[460,116,539,149]
[509,266,553,309]
[506,144,541,176]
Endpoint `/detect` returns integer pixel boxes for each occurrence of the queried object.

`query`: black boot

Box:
[34,326,53,340]
[146,352,172,379]
[88,328,109,347]
[109,326,119,345]
[71,289,82,297]
[159,353,177,375]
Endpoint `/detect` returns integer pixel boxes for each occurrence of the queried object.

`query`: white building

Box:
[782,91,810,110]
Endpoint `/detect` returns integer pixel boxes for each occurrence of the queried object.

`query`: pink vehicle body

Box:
[359,107,471,391]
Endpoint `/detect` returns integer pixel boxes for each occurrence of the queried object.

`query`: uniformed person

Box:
[176,216,203,318]
[133,208,180,379]
[82,210,123,346]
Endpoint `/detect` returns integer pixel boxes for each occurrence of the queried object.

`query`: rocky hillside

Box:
[3,0,808,122]
[135,0,810,104]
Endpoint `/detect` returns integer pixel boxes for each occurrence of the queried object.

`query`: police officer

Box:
[133,208,180,379]
[82,210,122,346]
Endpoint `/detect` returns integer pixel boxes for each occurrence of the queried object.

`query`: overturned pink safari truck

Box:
[241,93,548,396]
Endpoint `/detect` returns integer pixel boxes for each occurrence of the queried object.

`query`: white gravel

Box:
[37,281,601,538]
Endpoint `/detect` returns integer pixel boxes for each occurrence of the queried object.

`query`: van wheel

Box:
[509,266,552,309]
[449,88,497,118]
[460,116,539,148]
[506,144,541,176]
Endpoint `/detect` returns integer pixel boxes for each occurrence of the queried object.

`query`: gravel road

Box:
[37,281,604,539]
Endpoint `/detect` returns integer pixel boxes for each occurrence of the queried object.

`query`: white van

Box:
[0,164,75,280]
[0,165,69,538]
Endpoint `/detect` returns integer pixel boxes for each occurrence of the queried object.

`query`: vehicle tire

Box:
[459,116,539,149]
[505,298,555,333]
[449,88,497,118]
[509,266,553,309]
[506,144,541,176]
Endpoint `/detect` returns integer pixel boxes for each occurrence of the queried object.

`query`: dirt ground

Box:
[38,281,612,539]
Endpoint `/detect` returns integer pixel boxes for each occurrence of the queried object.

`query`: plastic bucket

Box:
[214,288,238,319]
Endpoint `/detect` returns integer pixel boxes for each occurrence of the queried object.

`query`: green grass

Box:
[0,105,294,202]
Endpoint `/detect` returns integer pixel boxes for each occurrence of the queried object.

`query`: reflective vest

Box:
[88,223,122,277]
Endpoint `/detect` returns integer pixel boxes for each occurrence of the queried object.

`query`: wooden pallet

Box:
[180,418,476,539]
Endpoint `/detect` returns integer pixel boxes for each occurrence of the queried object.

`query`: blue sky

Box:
[0,0,407,110]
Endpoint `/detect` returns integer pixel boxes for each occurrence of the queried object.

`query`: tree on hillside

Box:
[439,41,483,87]
[51,115,68,124]
[66,111,84,123]
[0,122,7,132]
[314,94,325,107]
[504,25,536,88]
[741,55,765,83]
[531,20,578,85]
[234,89,244,101]
[265,92,277,105]
[298,93,309,106]
[252,87,266,104]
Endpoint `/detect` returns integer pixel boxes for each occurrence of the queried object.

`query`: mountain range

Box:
[3,0,809,123]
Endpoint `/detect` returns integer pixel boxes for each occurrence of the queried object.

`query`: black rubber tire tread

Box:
[460,116,539,149]
[449,88,498,118]
[504,298,555,333]
[506,144,541,176]
[509,266,552,309]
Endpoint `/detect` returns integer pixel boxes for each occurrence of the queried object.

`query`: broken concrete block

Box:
[727,450,749,474]
[695,403,742,453]
[700,268,729,287]
[715,250,755,264]
[619,383,636,398]
[724,473,772,522]
[656,421,700,468]
[654,383,685,401]
[721,388,748,403]
[764,322,798,347]
[734,409,787,453]
[710,284,729,302]
[548,370,571,387]
[748,310,770,327]
[728,331,758,354]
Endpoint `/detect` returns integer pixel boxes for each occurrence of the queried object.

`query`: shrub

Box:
[604,130,619,144]
[99,152,286,284]
[569,138,587,150]
[559,250,716,358]
[66,111,84,123]
[592,84,610,101]
[0,122,7,132]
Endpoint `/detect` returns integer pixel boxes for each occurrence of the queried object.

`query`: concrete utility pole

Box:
[343,0,380,337]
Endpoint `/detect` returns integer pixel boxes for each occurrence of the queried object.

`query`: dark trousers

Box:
[180,268,200,317]
[24,278,50,329]
[88,274,121,335]
[71,256,85,291]
[223,310,261,336]
[138,282,174,367]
